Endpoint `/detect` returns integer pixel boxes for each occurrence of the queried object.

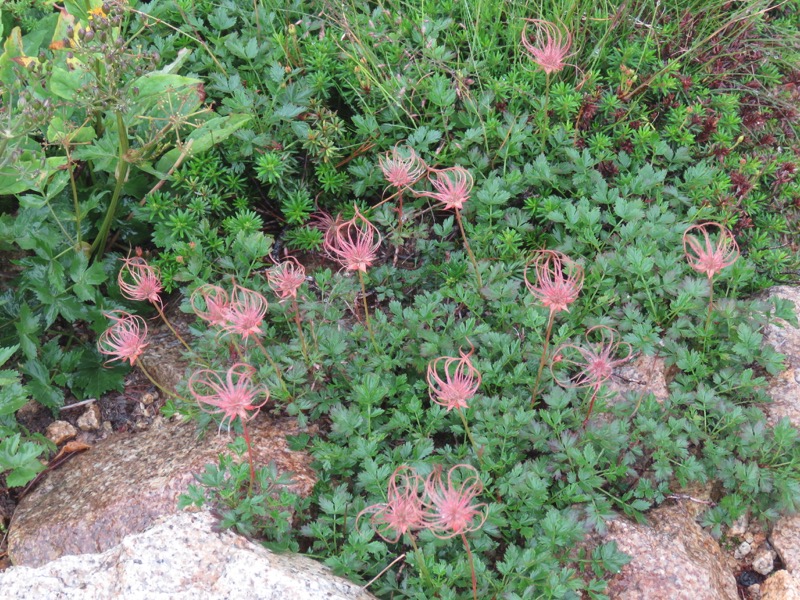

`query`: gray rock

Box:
[752,546,777,576]
[0,511,376,600]
[761,286,800,429]
[603,503,738,600]
[9,417,316,567]
[734,541,752,560]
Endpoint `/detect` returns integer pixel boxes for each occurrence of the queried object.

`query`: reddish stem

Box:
[242,420,256,494]
[461,533,478,600]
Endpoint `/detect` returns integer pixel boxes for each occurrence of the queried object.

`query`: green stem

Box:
[457,408,482,465]
[252,335,290,398]
[136,360,185,403]
[90,111,130,258]
[455,209,483,292]
[64,145,82,249]
[531,310,555,405]
[408,536,435,591]
[155,303,193,355]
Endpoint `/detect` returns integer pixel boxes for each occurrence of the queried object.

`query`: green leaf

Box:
[74,352,126,398]
[49,65,92,100]
[0,433,46,488]
[155,114,252,174]
[0,345,18,369]
[0,381,29,416]
[15,304,39,360]
[69,252,106,302]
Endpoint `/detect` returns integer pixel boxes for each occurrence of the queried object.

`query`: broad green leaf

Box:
[130,72,202,102]
[49,65,91,100]
[155,114,251,174]
[47,116,96,144]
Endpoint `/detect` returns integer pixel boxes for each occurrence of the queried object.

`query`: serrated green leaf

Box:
[0,345,18,369]
[0,381,29,416]
[16,304,39,360]
[0,433,46,488]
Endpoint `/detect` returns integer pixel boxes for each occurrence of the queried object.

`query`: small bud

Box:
[84,30,95,42]
[66,26,74,37]
[102,2,110,13]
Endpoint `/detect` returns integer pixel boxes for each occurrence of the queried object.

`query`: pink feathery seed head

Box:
[356,466,426,543]
[524,250,584,315]
[265,256,306,302]
[309,211,345,237]
[190,284,230,327]
[188,363,269,433]
[421,166,474,211]
[97,311,149,366]
[427,345,482,412]
[118,255,163,306]
[422,464,488,539]
[379,144,428,190]
[521,19,573,75]
[683,222,740,280]
[222,282,268,340]
[551,325,634,391]
[323,206,383,273]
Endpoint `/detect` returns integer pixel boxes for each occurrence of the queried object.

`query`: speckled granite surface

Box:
[9,417,316,567]
[0,511,376,599]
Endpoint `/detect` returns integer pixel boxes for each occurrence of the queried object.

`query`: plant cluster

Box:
[2,0,800,598]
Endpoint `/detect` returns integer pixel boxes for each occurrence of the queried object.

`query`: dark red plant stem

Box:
[582,385,601,427]
[242,420,256,494]
[461,532,478,600]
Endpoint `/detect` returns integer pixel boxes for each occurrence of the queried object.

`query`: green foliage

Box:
[178,437,309,552]
[0,344,52,488]
[4,0,800,597]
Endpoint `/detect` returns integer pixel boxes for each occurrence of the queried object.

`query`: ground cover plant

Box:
[2,0,800,597]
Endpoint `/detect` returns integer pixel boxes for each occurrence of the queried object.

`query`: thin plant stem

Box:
[461,533,478,600]
[362,553,406,591]
[136,360,185,403]
[703,280,715,354]
[63,144,82,249]
[408,535,435,591]
[357,271,379,353]
[252,336,290,398]
[454,209,483,292]
[457,408,482,465]
[290,298,310,364]
[582,386,601,428]
[541,72,551,150]
[242,420,256,495]
[531,310,555,405]
[155,304,193,355]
